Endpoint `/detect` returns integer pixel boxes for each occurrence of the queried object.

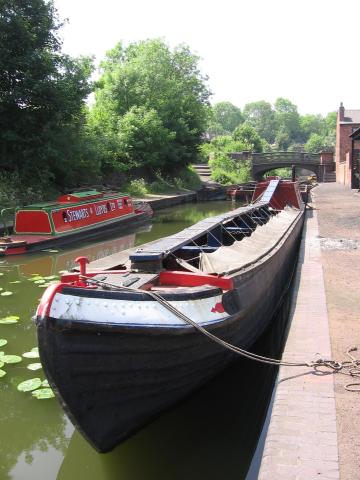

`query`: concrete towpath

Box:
[259,183,360,479]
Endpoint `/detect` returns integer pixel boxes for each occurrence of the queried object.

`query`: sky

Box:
[53,0,360,116]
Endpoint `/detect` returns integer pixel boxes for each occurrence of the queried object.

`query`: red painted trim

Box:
[4,246,27,255]
[36,283,64,317]
[15,210,52,234]
[159,271,233,290]
[253,180,302,210]
[60,270,129,283]
[51,196,134,234]
[60,273,80,283]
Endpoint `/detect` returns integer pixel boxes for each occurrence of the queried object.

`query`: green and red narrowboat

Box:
[0,190,152,256]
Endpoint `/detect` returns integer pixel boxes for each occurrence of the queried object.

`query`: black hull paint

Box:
[37,211,304,452]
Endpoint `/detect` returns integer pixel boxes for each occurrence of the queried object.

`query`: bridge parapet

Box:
[231,151,320,165]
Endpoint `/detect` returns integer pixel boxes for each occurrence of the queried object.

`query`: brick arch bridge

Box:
[230,151,334,182]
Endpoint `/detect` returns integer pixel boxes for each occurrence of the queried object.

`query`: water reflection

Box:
[0,381,67,480]
[6,233,138,277]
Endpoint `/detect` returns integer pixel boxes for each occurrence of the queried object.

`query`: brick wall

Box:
[335,106,360,186]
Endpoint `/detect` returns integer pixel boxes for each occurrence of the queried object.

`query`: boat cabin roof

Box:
[17,191,128,212]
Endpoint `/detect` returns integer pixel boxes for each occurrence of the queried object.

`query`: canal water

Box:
[0,201,291,480]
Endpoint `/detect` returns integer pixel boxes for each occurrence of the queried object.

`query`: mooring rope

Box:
[80,275,360,391]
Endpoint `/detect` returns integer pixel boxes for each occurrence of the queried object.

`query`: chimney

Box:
[339,102,345,121]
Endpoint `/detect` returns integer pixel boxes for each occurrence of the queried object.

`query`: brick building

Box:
[335,103,360,188]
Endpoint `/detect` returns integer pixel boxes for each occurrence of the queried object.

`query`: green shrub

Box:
[173,166,202,190]
[149,176,173,194]
[125,178,148,197]
[209,153,252,185]
[266,167,292,177]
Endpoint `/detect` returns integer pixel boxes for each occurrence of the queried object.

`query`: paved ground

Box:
[312,183,360,480]
[259,206,339,479]
[259,182,360,479]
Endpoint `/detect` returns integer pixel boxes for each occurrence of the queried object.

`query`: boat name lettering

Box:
[95,204,109,216]
[65,208,90,222]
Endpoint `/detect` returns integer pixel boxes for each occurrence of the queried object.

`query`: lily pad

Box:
[43,275,58,280]
[0,339,7,347]
[17,378,42,392]
[34,279,46,284]
[0,361,4,368]
[27,363,42,371]
[0,287,3,291]
[0,316,19,324]
[32,388,55,399]
[31,347,39,354]
[28,276,44,282]
[0,370,6,378]
[2,355,22,364]
[22,350,39,359]
[1,291,13,296]
[41,379,49,387]
[10,280,21,284]
[0,272,4,276]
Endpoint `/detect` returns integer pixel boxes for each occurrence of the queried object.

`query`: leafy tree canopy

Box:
[89,39,211,176]
[325,111,337,132]
[274,97,301,143]
[0,0,94,189]
[300,114,326,141]
[209,101,243,135]
[232,123,263,152]
[243,101,276,143]
[116,106,175,171]
[304,133,333,153]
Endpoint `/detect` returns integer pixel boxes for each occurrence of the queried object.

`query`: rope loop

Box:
[80,275,360,392]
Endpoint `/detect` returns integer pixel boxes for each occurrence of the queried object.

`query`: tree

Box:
[299,114,326,142]
[89,39,211,177]
[275,128,292,151]
[209,101,243,135]
[0,0,94,190]
[243,101,276,143]
[116,106,175,171]
[274,97,301,144]
[304,133,332,153]
[232,123,263,152]
[325,111,337,132]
